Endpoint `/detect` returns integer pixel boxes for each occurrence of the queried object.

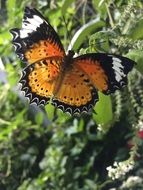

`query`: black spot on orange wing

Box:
[52,65,99,115]
[10,7,65,64]
[74,53,135,94]
[74,57,108,93]
[19,58,62,105]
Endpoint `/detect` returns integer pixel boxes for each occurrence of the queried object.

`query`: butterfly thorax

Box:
[62,50,75,71]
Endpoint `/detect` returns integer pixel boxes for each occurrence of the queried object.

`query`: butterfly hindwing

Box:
[52,65,99,115]
[19,57,62,105]
[74,53,135,94]
[10,7,65,64]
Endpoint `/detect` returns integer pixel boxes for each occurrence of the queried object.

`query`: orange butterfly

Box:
[10,7,135,115]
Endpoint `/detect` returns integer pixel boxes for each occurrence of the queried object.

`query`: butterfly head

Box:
[67,50,75,58]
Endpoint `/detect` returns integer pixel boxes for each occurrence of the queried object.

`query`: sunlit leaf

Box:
[6,64,18,87]
[68,19,105,51]
[45,104,55,122]
[0,31,11,45]
[126,50,143,74]
[6,0,16,25]
[92,0,107,19]
[61,0,75,16]
[129,19,143,40]
[93,92,113,130]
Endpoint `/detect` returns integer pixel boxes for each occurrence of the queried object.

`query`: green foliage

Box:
[93,92,113,130]
[69,19,105,51]
[0,0,143,190]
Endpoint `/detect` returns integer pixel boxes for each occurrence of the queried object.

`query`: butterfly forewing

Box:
[10,7,65,64]
[74,53,135,94]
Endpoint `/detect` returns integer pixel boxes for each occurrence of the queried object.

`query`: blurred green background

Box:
[0,0,143,189]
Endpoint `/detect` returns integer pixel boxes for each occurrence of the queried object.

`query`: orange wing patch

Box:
[10,7,65,64]
[25,40,65,64]
[19,58,62,105]
[75,59,108,92]
[52,65,98,115]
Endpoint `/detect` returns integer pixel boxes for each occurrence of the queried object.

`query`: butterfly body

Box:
[10,7,135,115]
[61,50,75,71]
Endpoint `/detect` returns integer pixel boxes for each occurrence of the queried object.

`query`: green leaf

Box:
[6,0,16,9]
[56,109,70,124]
[45,103,70,123]
[68,19,105,51]
[6,63,18,87]
[0,109,26,141]
[61,0,75,16]
[126,50,143,74]
[89,31,111,52]
[92,0,107,19]
[93,92,113,130]
[6,0,16,25]
[45,104,55,122]
[0,31,11,45]
[85,179,97,189]
[35,112,44,125]
[45,9,61,28]
[129,19,143,40]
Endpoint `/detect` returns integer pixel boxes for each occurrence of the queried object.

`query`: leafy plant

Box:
[0,0,143,190]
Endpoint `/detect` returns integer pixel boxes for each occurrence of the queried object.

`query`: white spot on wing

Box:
[34,15,44,24]
[20,29,33,38]
[111,57,126,82]
[20,15,44,38]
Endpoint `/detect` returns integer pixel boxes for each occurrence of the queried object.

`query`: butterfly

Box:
[10,7,135,115]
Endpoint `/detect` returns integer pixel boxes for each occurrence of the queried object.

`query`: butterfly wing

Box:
[18,51,135,114]
[73,53,135,94]
[10,7,65,64]
[10,7,135,115]
[19,57,62,105]
[52,65,98,115]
